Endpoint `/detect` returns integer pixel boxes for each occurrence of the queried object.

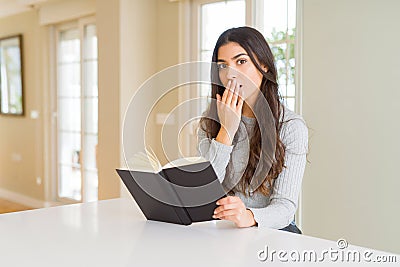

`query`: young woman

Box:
[198,26,308,233]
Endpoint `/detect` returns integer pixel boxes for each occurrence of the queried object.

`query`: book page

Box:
[126,147,162,172]
[126,148,206,172]
[163,156,206,169]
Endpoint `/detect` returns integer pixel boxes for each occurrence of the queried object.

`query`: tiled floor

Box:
[0,198,33,214]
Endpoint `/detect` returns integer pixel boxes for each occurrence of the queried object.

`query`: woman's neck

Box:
[242,93,258,118]
[242,102,255,118]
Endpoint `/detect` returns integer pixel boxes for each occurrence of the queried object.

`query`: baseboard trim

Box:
[0,188,58,208]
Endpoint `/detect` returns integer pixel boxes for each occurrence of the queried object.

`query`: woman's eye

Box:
[217,63,227,70]
[237,59,247,65]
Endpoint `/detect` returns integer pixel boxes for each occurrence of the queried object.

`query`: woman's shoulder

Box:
[280,106,308,154]
[280,105,305,123]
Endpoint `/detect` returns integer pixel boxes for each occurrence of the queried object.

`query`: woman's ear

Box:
[262,65,268,73]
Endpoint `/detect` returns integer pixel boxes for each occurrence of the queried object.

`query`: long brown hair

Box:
[199,26,285,196]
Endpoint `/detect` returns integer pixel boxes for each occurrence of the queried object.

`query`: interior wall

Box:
[301,0,400,254]
[154,0,180,165]
[96,0,121,200]
[0,10,45,202]
[118,0,159,197]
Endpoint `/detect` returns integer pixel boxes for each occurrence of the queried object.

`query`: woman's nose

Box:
[226,66,238,80]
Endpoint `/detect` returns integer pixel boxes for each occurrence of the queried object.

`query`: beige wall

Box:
[156,0,180,71]
[96,0,121,200]
[302,0,400,254]
[118,0,158,198]
[154,0,180,164]
[0,10,45,201]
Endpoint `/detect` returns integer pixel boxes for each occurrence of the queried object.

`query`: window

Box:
[256,0,297,111]
[195,0,246,113]
[192,0,298,112]
[55,18,98,203]
[199,0,246,63]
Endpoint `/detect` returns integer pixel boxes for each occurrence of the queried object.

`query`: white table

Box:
[0,198,397,267]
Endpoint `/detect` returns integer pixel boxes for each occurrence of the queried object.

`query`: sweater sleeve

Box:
[248,118,308,229]
[197,127,234,183]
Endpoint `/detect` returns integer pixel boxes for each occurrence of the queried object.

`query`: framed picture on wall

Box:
[0,34,24,116]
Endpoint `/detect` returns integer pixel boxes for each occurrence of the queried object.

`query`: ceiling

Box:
[0,0,48,18]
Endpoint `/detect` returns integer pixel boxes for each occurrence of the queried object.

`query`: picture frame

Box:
[0,34,24,116]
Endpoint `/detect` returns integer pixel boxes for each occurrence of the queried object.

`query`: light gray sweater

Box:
[197,106,308,229]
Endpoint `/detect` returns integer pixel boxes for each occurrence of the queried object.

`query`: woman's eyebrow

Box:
[217,53,248,62]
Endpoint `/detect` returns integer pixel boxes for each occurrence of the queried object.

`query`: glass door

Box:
[56,18,98,203]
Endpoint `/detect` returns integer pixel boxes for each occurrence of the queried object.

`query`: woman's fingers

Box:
[215,80,243,139]
[213,197,256,228]
[216,196,240,205]
[220,79,242,108]
[214,203,241,214]
[230,82,240,106]
[213,209,239,218]
[213,203,246,221]
[221,80,231,103]
[225,79,235,106]
[236,89,244,112]
[213,196,245,219]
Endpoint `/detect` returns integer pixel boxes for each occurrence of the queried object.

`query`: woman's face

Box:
[217,42,265,100]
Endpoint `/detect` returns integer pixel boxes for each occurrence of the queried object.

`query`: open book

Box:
[117,148,226,225]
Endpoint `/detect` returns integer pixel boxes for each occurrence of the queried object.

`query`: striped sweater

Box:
[197,106,308,229]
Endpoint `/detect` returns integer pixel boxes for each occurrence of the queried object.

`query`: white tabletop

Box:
[0,198,397,267]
